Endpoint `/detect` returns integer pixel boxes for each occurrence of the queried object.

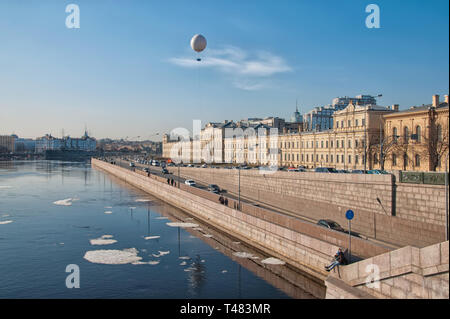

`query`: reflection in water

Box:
[0,160,325,299]
[187,255,206,297]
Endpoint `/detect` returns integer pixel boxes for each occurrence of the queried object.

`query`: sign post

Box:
[345,210,354,264]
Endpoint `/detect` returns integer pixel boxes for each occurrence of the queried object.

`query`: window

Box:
[348,140,352,148]
[331,141,334,148]
[336,155,339,163]
[331,155,333,163]
[336,140,339,148]
[355,140,359,148]
[348,155,352,164]
[326,155,329,163]
[348,120,351,127]
[341,121,344,128]
[437,125,443,142]
[326,141,329,148]
[415,154,420,167]
[393,127,398,141]
[341,155,344,163]
[403,154,408,168]
[374,154,378,164]
[355,155,359,164]
[306,154,309,162]
[316,154,319,162]
[404,127,409,143]
[336,122,339,128]
[355,119,359,127]
[342,140,345,148]
[392,154,397,166]
[321,141,324,148]
[301,154,304,161]
[362,119,366,126]
[416,126,421,143]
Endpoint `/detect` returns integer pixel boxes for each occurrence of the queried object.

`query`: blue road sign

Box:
[346,210,354,220]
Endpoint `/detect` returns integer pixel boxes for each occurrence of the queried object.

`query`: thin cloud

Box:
[168,45,292,90]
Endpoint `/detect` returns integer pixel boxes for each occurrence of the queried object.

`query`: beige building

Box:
[278,103,396,170]
[380,94,449,172]
[0,135,15,153]
[162,95,449,172]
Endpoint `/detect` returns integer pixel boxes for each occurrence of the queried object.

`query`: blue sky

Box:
[0,0,448,139]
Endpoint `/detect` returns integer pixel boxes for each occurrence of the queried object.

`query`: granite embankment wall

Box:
[168,167,446,248]
[325,241,449,299]
[92,159,389,286]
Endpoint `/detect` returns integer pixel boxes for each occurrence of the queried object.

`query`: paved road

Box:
[104,157,400,250]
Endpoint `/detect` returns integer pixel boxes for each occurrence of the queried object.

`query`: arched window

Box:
[403,154,408,169]
[393,127,398,141]
[392,154,397,166]
[437,124,443,142]
[415,154,421,167]
[416,126,421,143]
[404,127,409,143]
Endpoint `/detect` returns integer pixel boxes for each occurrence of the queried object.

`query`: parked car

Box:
[351,170,366,174]
[201,164,207,168]
[184,180,196,186]
[367,169,389,175]
[129,162,135,167]
[317,219,346,232]
[187,164,194,168]
[161,168,169,174]
[287,167,299,172]
[336,169,349,174]
[143,167,149,173]
[315,167,337,173]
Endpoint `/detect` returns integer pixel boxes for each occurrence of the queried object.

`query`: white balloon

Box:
[190,34,207,53]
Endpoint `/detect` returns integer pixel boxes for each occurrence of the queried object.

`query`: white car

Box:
[184,180,196,186]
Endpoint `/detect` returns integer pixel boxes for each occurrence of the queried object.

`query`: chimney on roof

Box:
[432,94,440,107]
[391,104,399,112]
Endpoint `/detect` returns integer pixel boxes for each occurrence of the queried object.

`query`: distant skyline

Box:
[0,0,448,139]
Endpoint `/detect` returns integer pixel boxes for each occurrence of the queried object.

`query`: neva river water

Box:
[0,161,321,299]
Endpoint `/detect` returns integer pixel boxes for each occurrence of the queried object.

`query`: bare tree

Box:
[422,118,449,171]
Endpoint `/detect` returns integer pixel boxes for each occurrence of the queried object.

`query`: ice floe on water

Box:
[166,222,199,228]
[53,198,78,206]
[135,199,152,202]
[179,256,191,260]
[89,235,117,245]
[180,261,187,266]
[202,234,213,238]
[232,252,255,259]
[0,220,13,225]
[105,206,113,209]
[155,217,169,220]
[2,214,10,217]
[221,270,228,273]
[261,257,286,265]
[132,260,160,265]
[104,211,113,214]
[83,248,142,264]
[152,251,170,258]
[232,242,241,245]
[144,236,160,240]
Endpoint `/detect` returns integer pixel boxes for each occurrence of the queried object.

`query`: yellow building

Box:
[278,103,396,170]
[381,95,449,172]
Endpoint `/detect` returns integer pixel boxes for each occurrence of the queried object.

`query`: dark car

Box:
[317,219,346,232]
[315,167,337,173]
[143,167,149,173]
[161,168,169,174]
[208,184,220,193]
[351,170,366,174]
